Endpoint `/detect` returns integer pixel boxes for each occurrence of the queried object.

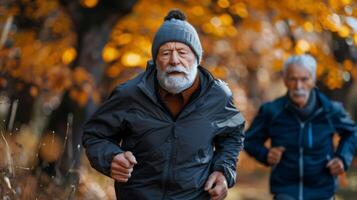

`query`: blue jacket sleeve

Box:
[244,104,271,166]
[330,102,357,171]
[82,86,128,177]
[212,94,245,188]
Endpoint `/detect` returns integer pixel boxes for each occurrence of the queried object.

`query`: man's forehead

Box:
[286,63,313,76]
[159,42,191,50]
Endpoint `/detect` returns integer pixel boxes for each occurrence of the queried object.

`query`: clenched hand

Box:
[204,171,228,200]
[326,157,344,176]
[111,151,137,182]
[267,146,285,165]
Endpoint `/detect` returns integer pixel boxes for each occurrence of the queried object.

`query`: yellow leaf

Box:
[80,0,98,8]
[338,25,350,38]
[219,14,233,26]
[230,3,248,18]
[303,22,314,32]
[29,86,38,97]
[102,45,120,63]
[354,34,357,45]
[191,6,204,16]
[295,39,310,54]
[62,47,77,64]
[106,65,122,78]
[217,0,230,9]
[121,52,142,67]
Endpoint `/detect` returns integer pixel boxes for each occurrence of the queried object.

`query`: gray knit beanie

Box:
[151,9,203,64]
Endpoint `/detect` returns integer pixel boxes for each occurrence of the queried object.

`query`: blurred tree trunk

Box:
[347,83,357,121]
[318,33,357,103]
[47,0,138,184]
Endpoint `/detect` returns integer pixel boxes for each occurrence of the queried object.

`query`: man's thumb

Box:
[124,151,137,164]
[204,175,215,191]
[276,146,286,152]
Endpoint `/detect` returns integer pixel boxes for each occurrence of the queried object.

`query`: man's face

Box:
[155,42,198,94]
[283,63,315,108]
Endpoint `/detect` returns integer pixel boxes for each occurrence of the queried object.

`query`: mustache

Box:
[165,65,189,75]
[290,89,308,96]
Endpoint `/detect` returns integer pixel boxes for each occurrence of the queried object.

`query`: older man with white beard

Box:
[245,54,357,200]
[82,9,245,200]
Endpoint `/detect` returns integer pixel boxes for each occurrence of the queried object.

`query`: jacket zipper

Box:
[299,123,304,200]
[308,123,313,148]
[161,83,215,199]
[161,123,177,200]
[289,107,323,200]
[139,67,216,199]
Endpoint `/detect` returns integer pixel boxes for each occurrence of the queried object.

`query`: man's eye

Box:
[178,51,187,55]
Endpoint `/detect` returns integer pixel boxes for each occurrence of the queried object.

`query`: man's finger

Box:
[113,155,132,169]
[326,158,343,168]
[329,163,341,171]
[204,175,216,191]
[124,151,138,165]
[208,186,218,195]
[111,162,134,173]
[208,184,221,196]
[275,146,286,152]
[209,183,227,200]
[326,159,336,168]
[111,169,132,178]
[112,159,133,170]
[111,174,129,183]
[268,154,280,165]
[212,191,227,200]
[270,147,285,155]
[329,165,344,175]
[111,173,131,179]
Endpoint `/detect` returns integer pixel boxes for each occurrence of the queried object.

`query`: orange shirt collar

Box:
[158,74,200,105]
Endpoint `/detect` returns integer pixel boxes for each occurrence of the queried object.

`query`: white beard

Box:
[156,64,198,94]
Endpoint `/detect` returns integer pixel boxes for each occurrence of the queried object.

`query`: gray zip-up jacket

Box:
[82,61,245,200]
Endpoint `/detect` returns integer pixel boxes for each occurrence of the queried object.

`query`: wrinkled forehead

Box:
[285,63,314,78]
[159,42,192,51]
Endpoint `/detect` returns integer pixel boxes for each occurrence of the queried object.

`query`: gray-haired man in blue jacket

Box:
[245,54,357,200]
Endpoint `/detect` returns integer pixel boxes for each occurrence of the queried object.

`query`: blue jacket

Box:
[244,89,357,200]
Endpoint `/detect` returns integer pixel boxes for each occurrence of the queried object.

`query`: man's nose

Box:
[169,51,180,66]
[296,80,302,89]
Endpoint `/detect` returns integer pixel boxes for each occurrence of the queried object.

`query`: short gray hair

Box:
[283,54,317,80]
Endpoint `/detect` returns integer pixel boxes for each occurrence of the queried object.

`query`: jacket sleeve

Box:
[244,104,271,166]
[212,94,245,188]
[82,86,128,177]
[330,102,357,171]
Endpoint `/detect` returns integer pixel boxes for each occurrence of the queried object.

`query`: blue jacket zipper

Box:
[299,122,305,200]
[308,123,313,148]
[290,108,323,200]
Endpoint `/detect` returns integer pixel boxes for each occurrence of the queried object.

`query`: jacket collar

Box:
[137,61,158,105]
[282,87,333,113]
